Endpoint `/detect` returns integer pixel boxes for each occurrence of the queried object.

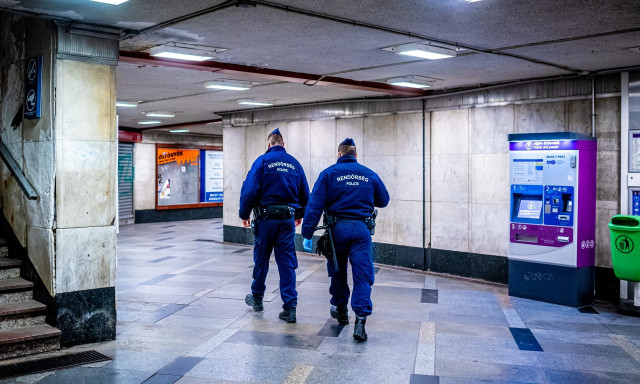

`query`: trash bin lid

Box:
[609,215,640,231]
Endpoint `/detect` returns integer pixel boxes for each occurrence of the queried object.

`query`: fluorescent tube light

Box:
[386,77,432,89]
[391,43,457,60]
[145,112,176,118]
[238,100,273,106]
[170,129,190,133]
[90,0,129,4]
[150,46,214,61]
[138,120,161,125]
[116,101,138,107]
[204,80,251,91]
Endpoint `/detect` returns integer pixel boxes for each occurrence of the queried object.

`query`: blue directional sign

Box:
[24,55,42,119]
[633,191,640,216]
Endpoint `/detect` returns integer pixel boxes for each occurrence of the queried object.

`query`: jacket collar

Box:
[337,155,357,164]
[266,145,286,153]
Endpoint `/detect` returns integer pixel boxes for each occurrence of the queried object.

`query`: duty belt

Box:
[328,210,378,235]
[254,205,296,220]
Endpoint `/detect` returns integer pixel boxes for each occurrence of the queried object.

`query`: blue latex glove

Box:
[303,238,313,252]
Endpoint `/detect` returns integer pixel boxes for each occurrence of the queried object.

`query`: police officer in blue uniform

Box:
[301,138,389,341]
[240,128,310,323]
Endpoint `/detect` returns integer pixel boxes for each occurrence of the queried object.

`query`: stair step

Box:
[0,300,47,329]
[0,238,8,258]
[0,259,20,269]
[0,259,21,280]
[0,325,61,360]
[0,278,33,293]
[0,278,33,304]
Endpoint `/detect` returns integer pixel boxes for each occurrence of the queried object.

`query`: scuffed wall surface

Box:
[0,14,56,294]
[224,94,621,270]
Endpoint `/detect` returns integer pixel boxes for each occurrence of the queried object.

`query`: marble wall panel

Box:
[1,177,26,246]
[469,106,514,154]
[336,118,364,154]
[133,143,156,211]
[284,121,311,160]
[224,157,246,196]
[596,97,621,152]
[431,109,469,155]
[23,141,54,228]
[374,200,395,245]
[396,155,423,202]
[470,153,510,205]
[310,119,337,158]
[595,200,617,268]
[396,200,424,248]
[27,226,54,295]
[56,140,115,229]
[223,126,246,159]
[56,60,115,142]
[364,115,395,156]
[0,63,23,145]
[469,203,509,257]
[430,201,469,252]
[597,151,620,202]
[396,112,426,155]
[223,191,241,227]
[430,154,469,203]
[516,102,565,133]
[55,226,116,293]
[363,156,396,202]
[245,124,267,162]
[310,156,334,188]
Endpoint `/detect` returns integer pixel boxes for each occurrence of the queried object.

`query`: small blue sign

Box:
[633,191,640,216]
[24,55,42,119]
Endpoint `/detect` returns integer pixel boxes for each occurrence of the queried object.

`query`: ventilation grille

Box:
[0,350,111,379]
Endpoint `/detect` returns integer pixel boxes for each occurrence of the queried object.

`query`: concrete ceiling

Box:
[3,0,640,135]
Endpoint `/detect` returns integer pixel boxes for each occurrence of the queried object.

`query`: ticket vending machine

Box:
[508,132,597,307]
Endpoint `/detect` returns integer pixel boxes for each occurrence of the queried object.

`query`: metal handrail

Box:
[0,141,38,200]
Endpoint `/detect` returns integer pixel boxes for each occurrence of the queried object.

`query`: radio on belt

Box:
[508,132,597,307]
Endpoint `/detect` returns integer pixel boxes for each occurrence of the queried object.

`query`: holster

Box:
[294,206,305,220]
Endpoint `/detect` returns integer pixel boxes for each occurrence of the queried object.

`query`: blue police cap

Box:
[269,128,282,137]
[339,138,355,146]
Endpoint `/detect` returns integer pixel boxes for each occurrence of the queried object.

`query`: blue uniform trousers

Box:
[327,220,374,317]
[251,218,298,310]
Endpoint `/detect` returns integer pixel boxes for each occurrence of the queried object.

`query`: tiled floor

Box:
[3,218,640,383]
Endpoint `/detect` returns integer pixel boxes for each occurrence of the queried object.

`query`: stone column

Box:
[1,13,119,346]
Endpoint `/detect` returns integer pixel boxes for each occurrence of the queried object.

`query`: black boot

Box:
[279,307,296,323]
[245,294,263,311]
[330,305,349,325]
[353,316,367,341]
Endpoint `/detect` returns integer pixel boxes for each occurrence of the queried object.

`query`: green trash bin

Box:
[609,215,640,282]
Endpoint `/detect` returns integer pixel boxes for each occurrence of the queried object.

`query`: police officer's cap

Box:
[269,128,282,137]
[339,138,355,146]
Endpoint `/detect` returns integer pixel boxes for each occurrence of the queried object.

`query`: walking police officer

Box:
[301,138,389,341]
[240,128,310,323]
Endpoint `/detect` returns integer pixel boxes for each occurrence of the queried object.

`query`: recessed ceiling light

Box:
[238,99,273,106]
[205,80,251,91]
[116,101,138,107]
[138,120,162,125]
[387,43,457,60]
[90,0,129,5]
[144,112,176,118]
[170,129,190,133]
[149,45,218,61]
[386,77,432,89]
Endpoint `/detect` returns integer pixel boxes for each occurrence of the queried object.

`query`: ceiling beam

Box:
[119,51,427,97]
[123,118,223,132]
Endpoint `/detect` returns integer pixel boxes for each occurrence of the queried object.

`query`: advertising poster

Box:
[157,148,200,206]
[201,150,223,203]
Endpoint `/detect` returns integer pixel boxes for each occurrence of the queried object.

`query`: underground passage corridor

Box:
[2,219,640,383]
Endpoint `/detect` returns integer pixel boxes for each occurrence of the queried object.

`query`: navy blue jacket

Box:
[239,146,310,220]
[301,155,389,239]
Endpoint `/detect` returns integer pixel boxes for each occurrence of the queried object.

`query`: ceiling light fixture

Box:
[238,99,273,106]
[150,45,216,62]
[138,120,162,125]
[90,0,129,4]
[144,112,176,118]
[387,43,457,60]
[462,0,483,2]
[204,80,251,91]
[386,77,432,89]
[170,129,190,133]
[116,101,138,107]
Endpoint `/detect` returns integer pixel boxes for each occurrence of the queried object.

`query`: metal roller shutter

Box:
[118,143,134,222]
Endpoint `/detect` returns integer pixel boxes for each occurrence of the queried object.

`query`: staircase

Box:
[0,238,60,360]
